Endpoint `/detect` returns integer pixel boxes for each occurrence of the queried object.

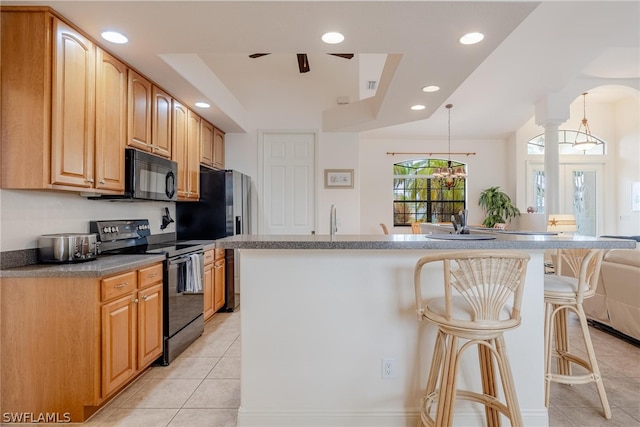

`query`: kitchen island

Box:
[215,233,634,427]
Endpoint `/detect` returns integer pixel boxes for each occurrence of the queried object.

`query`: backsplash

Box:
[0,189,176,252]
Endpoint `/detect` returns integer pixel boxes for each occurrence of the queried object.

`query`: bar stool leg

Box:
[554,307,571,376]
[544,301,554,407]
[479,343,501,427]
[576,305,612,419]
[419,330,446,427]
[495,336,523,427]
[435,334,459,427]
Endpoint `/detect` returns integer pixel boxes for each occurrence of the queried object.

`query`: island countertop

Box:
[214,233,635,250]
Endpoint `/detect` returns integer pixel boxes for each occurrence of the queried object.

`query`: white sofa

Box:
[583,247,640,342]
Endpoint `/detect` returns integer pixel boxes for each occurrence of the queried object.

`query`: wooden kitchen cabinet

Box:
[199,120,224,170]
[127,69,152,152]
[200,119,215,168]
[0,8,124,194]
[187,109,201,199]
[152,86,173,158]
[173,103,201,200]
[50,18,96,188]
[172,100,200,200]
[101,292,137,397]
[203,248,225,320]
[95,47,127,191]
[0,261,164,422]
[203,249,215,320]
[101,262,163,397]
[214,248,226,312]
[213,127,226,170]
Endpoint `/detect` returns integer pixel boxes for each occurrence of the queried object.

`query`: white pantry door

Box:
[260,131,316,234]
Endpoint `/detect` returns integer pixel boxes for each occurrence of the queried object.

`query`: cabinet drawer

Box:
[101,271,137,302]
[204,249,215,265]
[138,263,163,289]
[214,248,225,261]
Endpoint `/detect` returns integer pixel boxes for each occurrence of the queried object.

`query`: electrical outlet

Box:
[382,358,397,379]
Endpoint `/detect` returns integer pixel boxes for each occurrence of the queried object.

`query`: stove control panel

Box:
[90,219,151,242]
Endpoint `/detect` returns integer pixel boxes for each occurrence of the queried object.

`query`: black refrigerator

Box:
[176,167,251,311]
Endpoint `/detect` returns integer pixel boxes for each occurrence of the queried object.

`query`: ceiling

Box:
[5,1,639,139]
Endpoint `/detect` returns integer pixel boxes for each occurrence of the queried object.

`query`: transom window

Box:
[527,130,605,155]
[393,159,466,226]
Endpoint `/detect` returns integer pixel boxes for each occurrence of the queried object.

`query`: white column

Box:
[535,95,569,217]
[543,122,561,215]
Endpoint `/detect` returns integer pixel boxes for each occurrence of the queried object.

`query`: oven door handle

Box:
[168,252,204,268]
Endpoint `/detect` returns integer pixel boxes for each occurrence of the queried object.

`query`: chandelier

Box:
[433,104,466,187]
[573,92,601,153]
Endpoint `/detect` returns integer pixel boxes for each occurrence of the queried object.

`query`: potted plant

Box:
[478,186,521,228]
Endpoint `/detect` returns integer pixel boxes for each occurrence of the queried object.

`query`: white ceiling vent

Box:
[367,80,377,90]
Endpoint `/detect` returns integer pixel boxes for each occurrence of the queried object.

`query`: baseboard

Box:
[587,319,640,347]
[237,408,549,427]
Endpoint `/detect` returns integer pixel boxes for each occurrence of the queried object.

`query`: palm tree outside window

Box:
[393,159,466,226]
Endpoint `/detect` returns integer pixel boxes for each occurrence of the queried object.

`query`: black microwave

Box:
[91,148,177,201]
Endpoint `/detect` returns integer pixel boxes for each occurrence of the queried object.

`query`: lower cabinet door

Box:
[101,294,136,397]
[138,283,164,368]
[203,262,214,320]
[213,259,226,312]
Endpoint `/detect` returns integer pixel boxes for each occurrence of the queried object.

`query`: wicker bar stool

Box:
[544,248,611,419]
[414,251,530,427]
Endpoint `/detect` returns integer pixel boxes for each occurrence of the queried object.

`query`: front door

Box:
[260,131,316,234]
[526,162,604,236]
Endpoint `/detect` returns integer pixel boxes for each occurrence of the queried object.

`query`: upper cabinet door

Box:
[95,48,126,192]
[152,86,172,158]
[127,70,152,152]
[172,100,189,198]
[200,119,214,167]
[213,127,225,170]
[50,18,96,188]
[186,109,201,200]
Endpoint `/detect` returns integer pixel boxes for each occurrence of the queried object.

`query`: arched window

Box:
[393,159,466,226]
[527,130,605,155]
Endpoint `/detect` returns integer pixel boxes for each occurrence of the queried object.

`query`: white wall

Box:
[358,136,509,234]
[0,190,176,252]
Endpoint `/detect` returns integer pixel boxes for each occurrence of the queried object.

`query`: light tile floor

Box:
[87,311,241,427]
[80,310,640,426]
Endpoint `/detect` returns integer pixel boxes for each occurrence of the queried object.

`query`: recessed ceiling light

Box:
[322,32,344,44]
[422,85,440,93]
[101,31,128,44]
[459,32,484,45]
[411,104,426,111]
[195,102,210,108]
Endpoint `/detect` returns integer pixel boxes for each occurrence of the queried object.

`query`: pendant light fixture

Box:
[573,92,601,153]
[433,104,466,187]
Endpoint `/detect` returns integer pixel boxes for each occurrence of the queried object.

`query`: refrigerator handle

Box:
[235,216,241,235]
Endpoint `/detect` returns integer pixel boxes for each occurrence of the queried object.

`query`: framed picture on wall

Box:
[324,169,354,189]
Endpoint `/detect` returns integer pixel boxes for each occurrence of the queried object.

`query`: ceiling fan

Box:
[248,53,354,73]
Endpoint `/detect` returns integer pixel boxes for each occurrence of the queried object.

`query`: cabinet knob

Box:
[99,179,105,184]
[86,178,94,183]
[132,298,139,304]
[141,295,148,301]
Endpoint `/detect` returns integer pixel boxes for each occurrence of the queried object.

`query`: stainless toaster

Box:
[38,233,98,263]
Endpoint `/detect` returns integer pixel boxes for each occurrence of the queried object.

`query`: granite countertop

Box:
[214,233,637,251]
[0,254,167,278]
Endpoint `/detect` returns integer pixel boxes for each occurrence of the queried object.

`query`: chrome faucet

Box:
[330,204,337,237]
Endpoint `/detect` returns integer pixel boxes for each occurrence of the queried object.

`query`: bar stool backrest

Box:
[415,251,530,328]
[554,248,604,303]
